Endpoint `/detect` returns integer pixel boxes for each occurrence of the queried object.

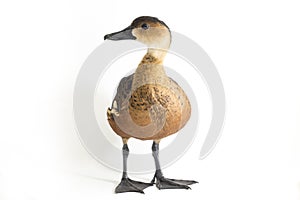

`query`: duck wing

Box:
[110,74,134,113]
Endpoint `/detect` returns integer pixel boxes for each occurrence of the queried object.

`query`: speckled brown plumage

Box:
[107,52,191,140]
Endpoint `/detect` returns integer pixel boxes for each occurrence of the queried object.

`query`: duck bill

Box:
[104,26,136,40]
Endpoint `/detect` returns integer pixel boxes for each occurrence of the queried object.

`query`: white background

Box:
[0,0,300,199]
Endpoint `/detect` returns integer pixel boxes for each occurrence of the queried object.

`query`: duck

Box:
[105,16,197,194]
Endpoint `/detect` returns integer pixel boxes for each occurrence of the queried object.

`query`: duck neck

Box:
[136,48,168,74]
[147,48,168,62]
[133,49,168,86]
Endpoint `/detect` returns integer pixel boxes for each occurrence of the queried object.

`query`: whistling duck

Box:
[105,16,197,193]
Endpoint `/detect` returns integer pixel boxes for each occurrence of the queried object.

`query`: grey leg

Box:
[115,143,153,194]
[121,144,129,178]
[151,141,198,190]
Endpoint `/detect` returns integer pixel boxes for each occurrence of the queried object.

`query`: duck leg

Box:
[151,141,198,190]
[115,139,153,194]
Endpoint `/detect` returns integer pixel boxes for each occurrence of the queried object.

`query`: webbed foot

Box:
[115,178,153,194]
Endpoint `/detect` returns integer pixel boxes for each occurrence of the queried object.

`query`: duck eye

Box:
[141,23,149,30]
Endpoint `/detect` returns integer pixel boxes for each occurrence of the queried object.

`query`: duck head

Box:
[104,16,171,50]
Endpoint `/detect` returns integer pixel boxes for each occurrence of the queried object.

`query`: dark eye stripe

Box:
[141,23,149,30]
